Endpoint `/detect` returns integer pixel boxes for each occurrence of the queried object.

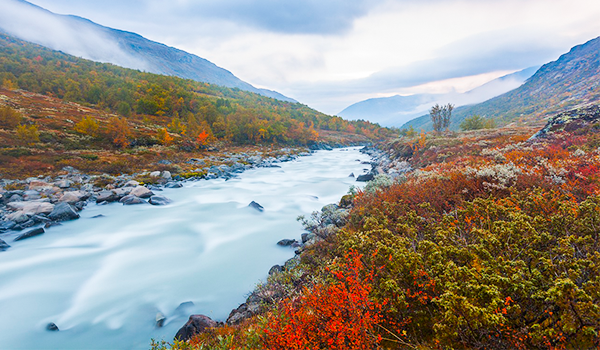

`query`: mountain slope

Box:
[338,67,538,127]
[403,36,600,131]
[0,0,295,102]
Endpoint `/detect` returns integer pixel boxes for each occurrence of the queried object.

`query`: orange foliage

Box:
[262,251,384,350]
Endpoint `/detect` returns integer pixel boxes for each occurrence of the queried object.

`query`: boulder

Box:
[95,190,118,203]
[6,211,31,224]
[119,195,147,205]
[156,312,166,328]
[46,322,59,331]
[161,171,172,180]
[23,190,41,201]
[14,227,45,241]
[268,265,283,275]
[0,221,17,231]
[59,191,89,203]
[7,201,54,215]
[348,172,355,177]
[0,238,10,251]
[277,239,297,246]
[149,171,161,177]
[56,179,73,189]
[130,186,153,198]
[164,182,183,189]
[148,195,172,206]
[356,173,374,182]
[174,315,218,342]
[124,180,140,187]
[248,201,264,212]
[48,203,80,222]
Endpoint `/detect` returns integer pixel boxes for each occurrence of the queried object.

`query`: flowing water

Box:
[0,147,372,350]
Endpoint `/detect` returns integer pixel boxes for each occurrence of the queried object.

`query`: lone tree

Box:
[430,103,454,132]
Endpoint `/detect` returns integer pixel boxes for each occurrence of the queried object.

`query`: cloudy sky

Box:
[22,0,600,114]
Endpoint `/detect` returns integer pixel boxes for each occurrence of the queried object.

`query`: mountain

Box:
[0,0,295,102]
[338,67,538,127]
[403,36,600,131]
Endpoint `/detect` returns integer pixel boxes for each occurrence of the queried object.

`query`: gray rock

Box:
[149,171,161,177]
[161,171,172,180]
[268,265,283,275]
[49,203,80,222]
[0,221,17,231]
[23,190,41,201]
[356,173,374,182]
[0,238,10,251]
[119,195,147,205]
[46,322,59,331]
[248,201,264,212]
[56,179,73,189]
[124,180,140,187]
[164,182,183,189]
[7,201,54,215]
[148,195,172,206]
[95,190,118,203]
[156,312,166,328]
[174,315,218,342]
[349,172,355,177]
[59,191,89,203]
[277,239,297,246]
[130,186,153,198]
[5,211,31,224]
[14,227,45,241]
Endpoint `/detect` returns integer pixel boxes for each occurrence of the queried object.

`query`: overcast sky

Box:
[23,0,600,114]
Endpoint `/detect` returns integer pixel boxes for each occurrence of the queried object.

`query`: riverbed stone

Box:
[0,220,17,231]
[95,190,118,203]
[48,203,80,222]
[0,238,10,251]
[248,201,264,212]
[149,171,161,177]
[5,211,31,224]
[164,182,182,189]
[148,195,172,206]
[7,201,54,215]
[356,173,374,182]
[130,186,153,198]
[174,315,218,342]
[46,322,59,331]
[156,312,166,328]
[277,239,297,246]
[14,227,45,241]
[161,171,172,180]
[119,195,147,205]
[59,191,89,203]
[124,180,140,187]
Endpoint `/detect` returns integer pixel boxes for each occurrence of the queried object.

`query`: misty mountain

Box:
[403,36,600,131]
[338,67,538,127]
[0,0,295,102]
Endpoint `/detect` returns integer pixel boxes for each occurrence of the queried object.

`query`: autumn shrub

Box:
[0,105,22,129]
[261,251,385,350]
[15,124,40,145]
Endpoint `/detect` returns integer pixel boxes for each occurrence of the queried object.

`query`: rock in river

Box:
[119,195,147,205]
[0,238,10,251]
[130,186,153,199]
[14,227,45,241]
[248,201,264,212]
[148,195,172,206]
[48,203,80,222]
[174,315,218,342]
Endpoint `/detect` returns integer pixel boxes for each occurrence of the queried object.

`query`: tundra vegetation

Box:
[154,118,600,349]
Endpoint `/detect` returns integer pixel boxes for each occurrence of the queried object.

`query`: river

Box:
[0,147,372,350]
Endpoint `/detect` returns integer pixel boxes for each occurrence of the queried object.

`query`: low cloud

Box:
[0,0,149,70]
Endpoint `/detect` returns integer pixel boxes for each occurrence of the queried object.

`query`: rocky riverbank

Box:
[0,148,309,251]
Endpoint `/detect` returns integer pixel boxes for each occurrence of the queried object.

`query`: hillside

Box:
[403,36,600,131]
[339,67,537,127]
[156,105,600,349]
[0,0,294,102]
[0,34,392,179]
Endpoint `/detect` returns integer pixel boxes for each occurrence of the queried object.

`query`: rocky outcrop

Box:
[174,315,218,342]
[531,104,600,139]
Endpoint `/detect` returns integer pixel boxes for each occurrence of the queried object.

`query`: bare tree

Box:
[430,103,454,132]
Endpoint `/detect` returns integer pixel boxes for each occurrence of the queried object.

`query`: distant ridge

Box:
[403,36,600,131]
[0,0,296,102]
[338,67,538,127]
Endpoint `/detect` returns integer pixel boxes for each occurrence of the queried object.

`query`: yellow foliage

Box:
[16,124,39,145]
[74,116,99,137]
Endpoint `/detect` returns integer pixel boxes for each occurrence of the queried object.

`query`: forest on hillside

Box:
[0,34,392,149]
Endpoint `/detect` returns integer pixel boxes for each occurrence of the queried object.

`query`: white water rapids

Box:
[0,147,372,350]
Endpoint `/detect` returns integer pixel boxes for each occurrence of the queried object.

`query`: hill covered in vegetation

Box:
[0,34,392,178]
[403,36,600,131]
[156,104,600,349]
